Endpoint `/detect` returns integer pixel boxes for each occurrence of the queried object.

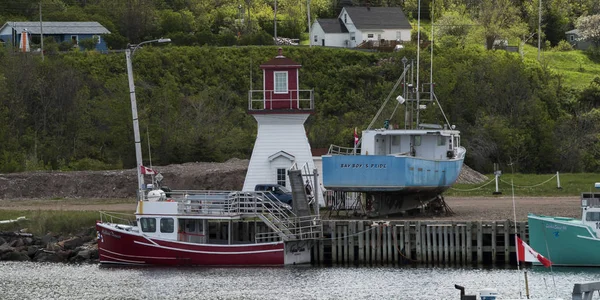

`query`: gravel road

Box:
[0,196,581,222]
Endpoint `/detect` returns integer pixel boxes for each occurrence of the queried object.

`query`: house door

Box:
[321,39,325,46]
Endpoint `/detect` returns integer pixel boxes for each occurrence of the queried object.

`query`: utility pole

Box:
[537,0,541,60]
[307,0,311,47]
[274,0,277,43]
[40,2,44,61]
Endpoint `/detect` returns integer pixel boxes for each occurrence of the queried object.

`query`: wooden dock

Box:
[209,219,528,265]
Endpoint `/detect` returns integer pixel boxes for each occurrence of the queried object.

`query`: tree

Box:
[576,14,600,47]
[475,0,527,50]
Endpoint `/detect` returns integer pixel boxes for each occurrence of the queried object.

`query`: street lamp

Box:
[125,38,171,201]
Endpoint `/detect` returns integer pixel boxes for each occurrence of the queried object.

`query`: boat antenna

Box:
[146,126,155,188]
[430,0,434,102]
[416,0,421,127]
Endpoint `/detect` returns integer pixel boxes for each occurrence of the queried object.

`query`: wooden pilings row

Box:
[312,220,528,266]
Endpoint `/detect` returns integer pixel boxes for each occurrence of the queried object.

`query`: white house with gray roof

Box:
[310,6,412,48]
[0,21,111,51]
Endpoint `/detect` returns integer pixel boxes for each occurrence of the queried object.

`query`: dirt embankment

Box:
[0,159,487,200]
[0,159,249,199]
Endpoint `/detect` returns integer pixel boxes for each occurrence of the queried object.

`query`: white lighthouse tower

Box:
[242,48,322,206]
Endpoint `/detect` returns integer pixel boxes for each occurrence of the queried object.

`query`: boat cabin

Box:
[581,192,600,237]
[360,127,461,160]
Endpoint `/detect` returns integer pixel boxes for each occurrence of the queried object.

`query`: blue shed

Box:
[0,21,111,52]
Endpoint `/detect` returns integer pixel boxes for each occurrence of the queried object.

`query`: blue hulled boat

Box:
[323,61,466,216]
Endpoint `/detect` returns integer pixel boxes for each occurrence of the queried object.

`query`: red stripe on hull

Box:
[96,223,285,266]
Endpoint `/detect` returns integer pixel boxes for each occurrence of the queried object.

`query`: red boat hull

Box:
[96,223,285,266]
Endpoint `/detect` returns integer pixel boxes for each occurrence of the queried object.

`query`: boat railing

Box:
[99,211,136,226]
[164,190,298,219]
[327,144,360,155]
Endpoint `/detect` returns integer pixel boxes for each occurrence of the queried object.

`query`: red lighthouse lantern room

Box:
[248,48,313,112]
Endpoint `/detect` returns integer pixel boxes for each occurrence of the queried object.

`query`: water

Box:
[0,262,598,299]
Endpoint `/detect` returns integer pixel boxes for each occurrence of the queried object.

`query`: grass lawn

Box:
[522,44,599,90]
[446,172,599,197]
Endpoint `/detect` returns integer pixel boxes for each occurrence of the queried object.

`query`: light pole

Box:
[125,38,171,201]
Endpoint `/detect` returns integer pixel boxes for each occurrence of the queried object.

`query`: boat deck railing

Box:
[99,211,136,226]
[160,190,322,242]
[328,144,360,155]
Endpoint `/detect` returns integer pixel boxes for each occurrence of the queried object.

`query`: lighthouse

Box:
[242,48,322,206]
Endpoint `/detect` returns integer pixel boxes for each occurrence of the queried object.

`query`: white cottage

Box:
[310,6,412,48]
[243,48,324,206]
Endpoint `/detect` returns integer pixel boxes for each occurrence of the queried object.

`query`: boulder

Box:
[1,250,30,261]
[0,243,14,256]
[27,246,40,258]
[59,236,84,250]
[0,236,6,246]
[41,233,57,246]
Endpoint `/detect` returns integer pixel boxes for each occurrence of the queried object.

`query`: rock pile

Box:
[0,229,98,263]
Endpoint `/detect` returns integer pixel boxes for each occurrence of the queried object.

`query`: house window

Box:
[570,35,574,41]
[314,35,317,42]
[71,35,78,45]
[160,218,174,233]
[140,218,156,233]
[274,71,288,94]
[93,35,101,44]
[368,34,374,39]
[350,32,355,41]
[396,31,401,41]
[277,168,286,187]
[344,14,347,23]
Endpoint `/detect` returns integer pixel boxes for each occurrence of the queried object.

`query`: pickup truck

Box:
[254,184,293,206]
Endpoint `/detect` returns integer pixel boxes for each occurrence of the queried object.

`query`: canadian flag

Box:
[354,127,359,146]
[516,236,552,267]
[140,165,156,175]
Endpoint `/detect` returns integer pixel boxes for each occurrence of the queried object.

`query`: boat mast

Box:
[416,0,421,128]
[430,0,434,102]
[125,48,145,201]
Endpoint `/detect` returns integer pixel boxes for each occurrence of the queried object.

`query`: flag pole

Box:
[511,177,525,299]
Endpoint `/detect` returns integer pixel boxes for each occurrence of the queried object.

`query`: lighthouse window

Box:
[274,71,288,94]
[140,218,156,233]
[160,218,175,233]
[277,168,286,187]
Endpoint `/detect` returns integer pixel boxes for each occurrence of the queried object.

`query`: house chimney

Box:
[276,47,284,58]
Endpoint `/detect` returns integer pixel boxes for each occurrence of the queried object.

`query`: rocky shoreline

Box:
[0,228,98,264]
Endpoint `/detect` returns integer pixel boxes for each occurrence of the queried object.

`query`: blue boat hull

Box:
[322,155,464,193]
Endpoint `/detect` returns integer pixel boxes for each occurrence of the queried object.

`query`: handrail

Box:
[248,89,314,111]
[327,144,361,155]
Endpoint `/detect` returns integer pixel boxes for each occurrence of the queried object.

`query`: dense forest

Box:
[1,0,600,175]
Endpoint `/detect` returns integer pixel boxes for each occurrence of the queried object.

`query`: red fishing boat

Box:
[97,188,321,266]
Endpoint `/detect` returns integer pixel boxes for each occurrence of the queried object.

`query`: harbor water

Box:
[1,262,599,299]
